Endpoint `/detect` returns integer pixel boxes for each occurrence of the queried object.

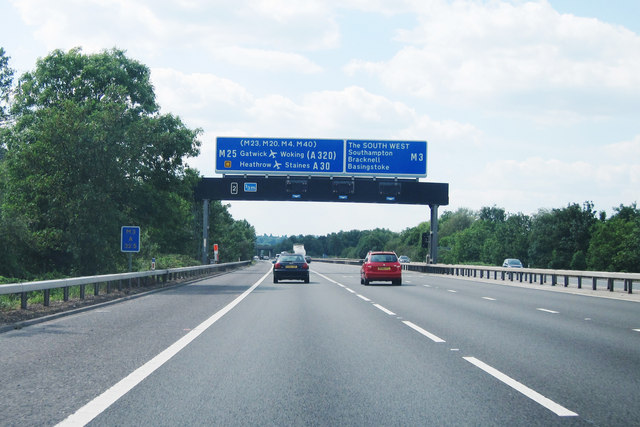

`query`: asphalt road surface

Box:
[1,261,639,426]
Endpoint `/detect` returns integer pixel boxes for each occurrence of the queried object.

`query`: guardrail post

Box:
[628,280,633,294]
[551,275,557,286]
[578,277,582,289]
[564,276,569,287]
[63,286,69,301]
[44,289,50,306]
[593,277,597,290]
[94,283,99,296]
[21,292,27,309]
[80,285,85,299]
[107,281,111,294]
[608,278,614,292]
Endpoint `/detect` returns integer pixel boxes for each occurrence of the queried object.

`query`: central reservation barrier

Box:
[313,258,637,294]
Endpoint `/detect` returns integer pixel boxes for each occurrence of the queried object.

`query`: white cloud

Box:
[452,151,639,216]
[10,0,338,63]
[603,134,640,160]
[207,46,323,74]
[246,86,479,140]
[151,68,254,128]
[346,0,640,117]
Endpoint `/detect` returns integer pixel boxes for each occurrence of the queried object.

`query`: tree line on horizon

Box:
[266,202,640,273]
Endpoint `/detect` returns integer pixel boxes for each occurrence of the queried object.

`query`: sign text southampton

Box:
[215,137,427,178]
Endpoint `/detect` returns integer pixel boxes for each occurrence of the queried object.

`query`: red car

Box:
[360,251,402,286]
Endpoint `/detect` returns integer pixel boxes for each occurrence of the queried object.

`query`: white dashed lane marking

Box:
[464,357,578,417]
[402,321,446,343]
[373,304,396,316]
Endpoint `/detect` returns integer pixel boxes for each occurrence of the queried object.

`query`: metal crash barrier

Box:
[0,261,250,310]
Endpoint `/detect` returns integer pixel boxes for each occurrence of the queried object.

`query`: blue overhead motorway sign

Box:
[345,139,427,177]
[216,137,344,175]
[215,137,427,178]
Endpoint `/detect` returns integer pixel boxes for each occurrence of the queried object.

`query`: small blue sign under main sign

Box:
[244,182,257,192]
[121,226,140,253]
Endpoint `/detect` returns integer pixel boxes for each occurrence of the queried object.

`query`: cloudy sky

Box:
[2,0,639,236]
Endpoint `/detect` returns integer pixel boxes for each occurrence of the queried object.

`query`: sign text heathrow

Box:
[216,137,427,178]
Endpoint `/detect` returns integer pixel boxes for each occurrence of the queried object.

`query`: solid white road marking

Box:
[423,285,431,288]
[463,357,578,417]
[482,297,496,301]
[55,269,271,427]
[537,308,559,314]
[402,321,446,343]
[357,294,371,302]
[345,288,356,294]
[633,329,640,333]
[373,304,396,316]
[447,289,458,293]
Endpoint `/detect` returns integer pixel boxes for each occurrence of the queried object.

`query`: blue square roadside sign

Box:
[121,226,141,252]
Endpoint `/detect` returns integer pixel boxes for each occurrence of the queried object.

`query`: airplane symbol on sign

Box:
[269,150,277,158]
[274,161,281,169]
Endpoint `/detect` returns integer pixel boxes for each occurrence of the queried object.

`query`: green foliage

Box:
[528,202,596,269]
[439,208,477,238]
[587,204,640,272]
[0,47,204,278]
[204,201,256,263]
[267,201,639,273]
[0,47,13,122]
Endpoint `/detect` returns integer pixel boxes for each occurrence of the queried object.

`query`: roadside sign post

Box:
[121,226,140,273]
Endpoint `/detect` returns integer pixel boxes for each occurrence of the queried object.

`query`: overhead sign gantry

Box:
[196,136,448,264]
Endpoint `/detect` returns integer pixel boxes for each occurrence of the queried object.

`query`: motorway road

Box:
[1,261,639,426]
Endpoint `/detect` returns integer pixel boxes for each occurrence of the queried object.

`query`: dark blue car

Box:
[273,254,310,283]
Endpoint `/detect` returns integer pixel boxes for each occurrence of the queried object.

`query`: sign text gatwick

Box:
[216,137,427,177]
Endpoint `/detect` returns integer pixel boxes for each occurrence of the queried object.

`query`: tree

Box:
[439,208,476,238]
[206,201,256,263]
[0,47,13,124]
[2,48,201,276]
[354,228,395,258]
[528,202,596,269]
[587,204,640,272]
[440,220,491,264]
